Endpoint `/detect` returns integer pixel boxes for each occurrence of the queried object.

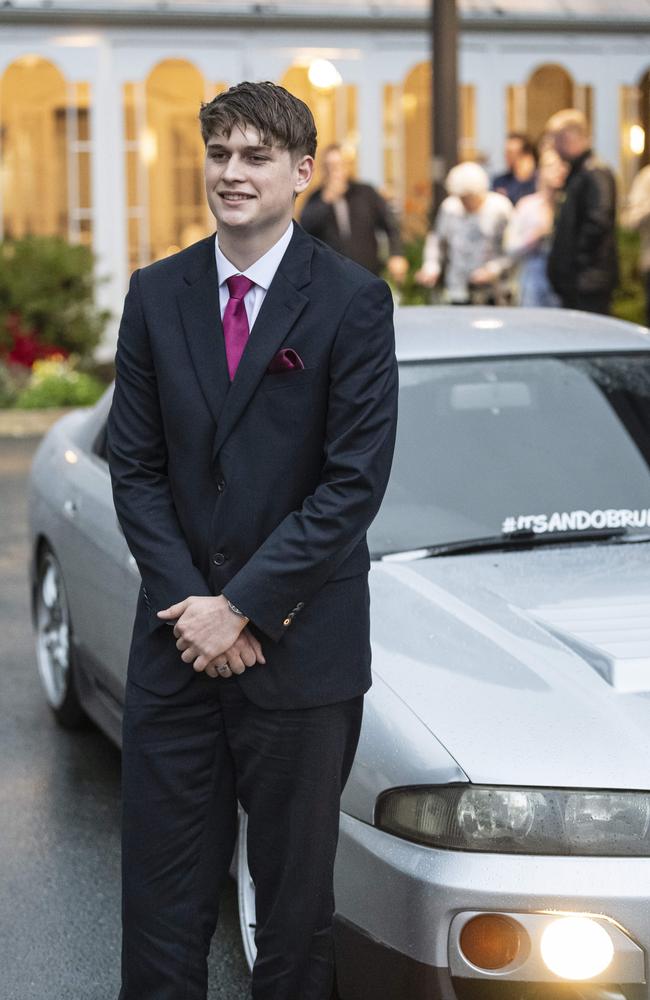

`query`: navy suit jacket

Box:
[106,223,398,708]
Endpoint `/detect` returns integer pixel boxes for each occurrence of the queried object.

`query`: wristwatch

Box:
[225,598,248,621]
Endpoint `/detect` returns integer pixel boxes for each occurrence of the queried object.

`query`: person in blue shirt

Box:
[492,132,538,206]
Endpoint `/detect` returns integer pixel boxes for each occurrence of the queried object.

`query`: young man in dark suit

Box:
[106,81,398,1000]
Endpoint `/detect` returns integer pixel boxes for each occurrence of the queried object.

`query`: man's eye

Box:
[249,155,269,163]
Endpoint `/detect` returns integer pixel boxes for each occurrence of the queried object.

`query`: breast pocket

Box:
[259,368,316,392]
[254,368,318,439]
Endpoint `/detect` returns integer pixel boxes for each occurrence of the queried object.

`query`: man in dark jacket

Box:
[546,109,618,315]
[300,143,408,281]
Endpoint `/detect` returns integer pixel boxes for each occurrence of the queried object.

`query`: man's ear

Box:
[294,155,314,195]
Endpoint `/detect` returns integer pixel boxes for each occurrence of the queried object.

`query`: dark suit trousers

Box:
[118,672,363,1000]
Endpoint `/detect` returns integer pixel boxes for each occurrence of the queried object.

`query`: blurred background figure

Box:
[415,162,512,305]
[622,163,650,327]
[300,143,408,282]
[504,147,568,306]
[492,132,538,205]
[546,108,618,315]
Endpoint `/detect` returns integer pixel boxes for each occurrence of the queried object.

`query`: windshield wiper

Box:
[378,528,650,561]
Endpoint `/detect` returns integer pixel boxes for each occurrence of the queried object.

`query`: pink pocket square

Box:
[267,348,305,374]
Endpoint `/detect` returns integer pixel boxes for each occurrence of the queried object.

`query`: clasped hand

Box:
[157,595,265,678]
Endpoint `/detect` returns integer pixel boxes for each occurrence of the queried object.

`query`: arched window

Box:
[124,60,219,269]
[280,63,357,216]
[0,56,90,242]
[639,69,650,170]
[384,62,476,235]
[527,64,574,141]
[508,63,592,146]
[620,68,650,197]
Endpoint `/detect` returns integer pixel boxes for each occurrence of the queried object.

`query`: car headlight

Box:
[375,785,650,855]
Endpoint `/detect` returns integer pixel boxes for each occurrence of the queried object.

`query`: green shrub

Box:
[0,236,110,359]
[0,362,18,408]
[13,357,105,409]
[613,228,646,326]
[386,235,431,305]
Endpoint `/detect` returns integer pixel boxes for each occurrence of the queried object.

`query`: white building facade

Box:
[1,0,649,354]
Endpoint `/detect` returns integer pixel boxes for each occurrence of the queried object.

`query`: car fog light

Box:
[459,914,527,970]
[540,917,614,980]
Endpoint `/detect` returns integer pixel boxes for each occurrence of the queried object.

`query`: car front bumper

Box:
[333,813,649,1000]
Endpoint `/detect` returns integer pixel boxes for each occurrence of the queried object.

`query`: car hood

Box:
[370,542,650,789]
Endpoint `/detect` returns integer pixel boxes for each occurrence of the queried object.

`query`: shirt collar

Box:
[214,221,294,291]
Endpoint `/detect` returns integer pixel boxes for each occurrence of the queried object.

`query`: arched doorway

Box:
[508,63,592,146]
[0,56,91,242]
[124,60,218,269]
[383,61,477,235]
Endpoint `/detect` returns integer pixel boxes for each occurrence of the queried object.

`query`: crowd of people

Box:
[299,109,650,326]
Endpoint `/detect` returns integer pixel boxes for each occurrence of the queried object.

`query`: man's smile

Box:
[219,192,256,202]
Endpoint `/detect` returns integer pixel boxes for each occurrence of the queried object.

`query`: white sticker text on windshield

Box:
[502,509,650,535]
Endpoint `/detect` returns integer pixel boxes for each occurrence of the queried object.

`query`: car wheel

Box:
[35,545,87,728]
[236,808,342,998]
[236,808,257,972]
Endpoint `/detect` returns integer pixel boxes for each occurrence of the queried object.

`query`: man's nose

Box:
[222,155,245,182]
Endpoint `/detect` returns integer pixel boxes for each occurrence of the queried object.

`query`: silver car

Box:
[28,307,650,1000]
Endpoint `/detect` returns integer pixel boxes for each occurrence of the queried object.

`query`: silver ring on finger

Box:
[217,663,231,676]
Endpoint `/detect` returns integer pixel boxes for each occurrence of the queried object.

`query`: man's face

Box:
[204,124,313,234]
[504,137,523,170]
[552,127,587,163]
[322,149,349,186]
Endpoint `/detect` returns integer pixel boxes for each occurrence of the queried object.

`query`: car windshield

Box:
[369,352,650,557]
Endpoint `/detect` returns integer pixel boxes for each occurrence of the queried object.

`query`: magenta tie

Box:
[223,275,254,381]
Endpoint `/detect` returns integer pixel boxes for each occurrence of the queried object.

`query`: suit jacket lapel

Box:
[212,224,313,458]
[177,236,231,428]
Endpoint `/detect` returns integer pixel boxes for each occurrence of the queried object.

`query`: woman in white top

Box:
[504,147,567,307]
[415,162,512,304]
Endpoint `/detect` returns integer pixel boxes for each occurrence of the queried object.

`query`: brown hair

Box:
[199,81,317,159]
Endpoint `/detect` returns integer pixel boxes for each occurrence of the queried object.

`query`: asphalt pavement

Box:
[0,436,251,999]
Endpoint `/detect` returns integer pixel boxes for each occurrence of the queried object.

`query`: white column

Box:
[356,60,383,188]
[472,45,507,177]
[593,77,620,174]
[90,38,127,361]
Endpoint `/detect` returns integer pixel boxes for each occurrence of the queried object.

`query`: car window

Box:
[369,352,650,556]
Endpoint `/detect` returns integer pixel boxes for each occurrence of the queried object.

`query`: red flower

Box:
[2,312,68,368]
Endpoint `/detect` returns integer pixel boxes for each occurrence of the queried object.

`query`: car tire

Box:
[236,808,342,998]
[34,545,87,729]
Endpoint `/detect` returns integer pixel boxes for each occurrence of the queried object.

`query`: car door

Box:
[58,414,138,702]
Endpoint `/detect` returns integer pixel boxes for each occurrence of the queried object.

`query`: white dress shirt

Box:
[214,221,294,328]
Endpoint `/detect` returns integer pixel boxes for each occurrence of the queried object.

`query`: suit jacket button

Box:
[283,617,292,626]
[216,479,226,493]
[212,552,226,566]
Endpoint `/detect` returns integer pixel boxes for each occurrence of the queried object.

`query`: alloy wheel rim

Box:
[237,809,258,971]
[35,553,71,709]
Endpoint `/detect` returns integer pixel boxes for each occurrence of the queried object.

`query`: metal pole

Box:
[431,0,458,216]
